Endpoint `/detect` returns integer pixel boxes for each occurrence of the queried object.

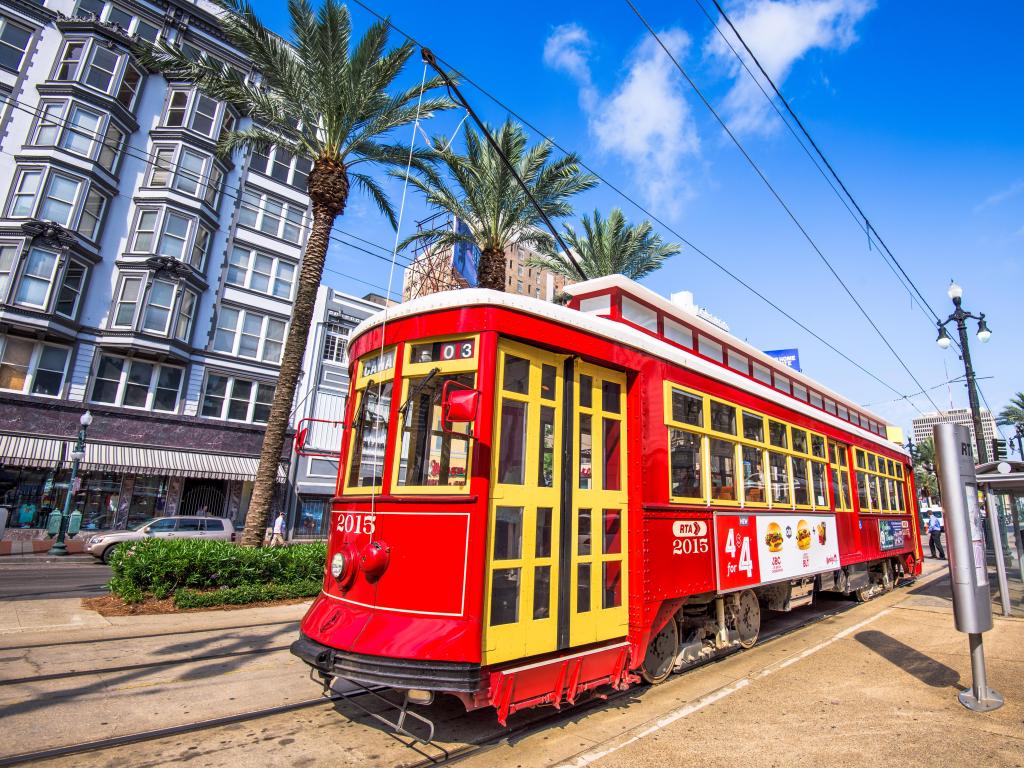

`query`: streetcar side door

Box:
[483,341,566,665]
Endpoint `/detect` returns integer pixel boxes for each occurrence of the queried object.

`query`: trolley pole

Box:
[933,423,1003,711]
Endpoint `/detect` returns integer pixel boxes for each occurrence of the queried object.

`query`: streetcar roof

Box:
[351,277,907,457]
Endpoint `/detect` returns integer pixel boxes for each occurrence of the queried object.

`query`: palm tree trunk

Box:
[240,200,338,547]
[477,247,506,291]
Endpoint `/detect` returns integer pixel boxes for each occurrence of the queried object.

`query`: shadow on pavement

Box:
[853,629,965,690]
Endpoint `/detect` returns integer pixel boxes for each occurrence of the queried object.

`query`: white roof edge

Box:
[350,287,906,456]
[562,275,893,429]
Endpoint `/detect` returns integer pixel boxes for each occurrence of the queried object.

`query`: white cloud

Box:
[975,179,1024,212]
[706,0,874,136]
[545,25,700,213]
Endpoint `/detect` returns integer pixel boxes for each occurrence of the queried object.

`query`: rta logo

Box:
[961,443,971,457]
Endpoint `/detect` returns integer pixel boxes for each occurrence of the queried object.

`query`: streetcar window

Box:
[663,317,693,348]
[497,399,528,484]
[752,362,772,385]
[742,446,765,504]
[868,476,880,509]
[502,355,530,394]
[792,458,809,505]
[579,414,592,489]
[603,509,622,554]
[710,439,736,501]
[867,453,877,472]
[791,429,808,454]
[768,420,788,449]
[809,391,823,409]
[698,335,723,362]
[727,349,749,374]
[361,349,394,377]
[540,364,557,401]
[792,383,808,402]
[671,390,703,427]
[493,506,523,560]
[811,434,826,458]
[742,412,764,442]
[396,372,473,488]
[579,374,593,408]
[602,380,621,413]
[347,381,393,488]
[811,461,828,507]
[577,508,592,555]
[622,296,657,331]
[887,459,896,476]
[533,566,551,620]
[536,508,553,558]
[855,450,866,469]
[579,294,611,315]
[490,568,520,626]
[538,406,555,487]
[856,472,869,509]
[769,452,790,505]
[824,398,837,415]
[840,471,852,509]
[773,373,790,395]
[669,429,703,499]
[895,463,904,479]
[603,418,621,491]
[603,561,622,609]
[710,401,737,435]
[577,563,591,613]
[838,404,849,421]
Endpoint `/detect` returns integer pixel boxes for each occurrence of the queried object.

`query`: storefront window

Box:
[0,468,56,528]
[295,496,329,538]
[78,472,121,530]
[128,474,168,526]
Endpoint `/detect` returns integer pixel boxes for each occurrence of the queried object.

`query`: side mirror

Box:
[442,380,480,428]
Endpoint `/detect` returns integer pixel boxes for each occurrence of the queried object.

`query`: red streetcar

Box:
[292,275,922,725]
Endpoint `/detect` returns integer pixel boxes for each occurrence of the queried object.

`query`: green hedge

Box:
[108,539,326,603]
[173,579,322,609]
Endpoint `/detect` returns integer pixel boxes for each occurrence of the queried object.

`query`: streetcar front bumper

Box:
[290,633,481,692]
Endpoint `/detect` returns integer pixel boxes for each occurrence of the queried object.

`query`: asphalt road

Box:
[0,560,111,601]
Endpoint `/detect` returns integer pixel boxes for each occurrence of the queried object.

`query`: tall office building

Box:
[911,408,999,461]
[0,0,313,544]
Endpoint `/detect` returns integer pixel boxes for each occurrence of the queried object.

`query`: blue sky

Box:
[257,1,1023,442]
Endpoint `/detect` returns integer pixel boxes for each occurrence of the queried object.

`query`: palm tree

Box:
[525,208,680,281]
[912,437,939,505]
[137,0,451,546]
[400,120,598,290]
[996,392,1024,428]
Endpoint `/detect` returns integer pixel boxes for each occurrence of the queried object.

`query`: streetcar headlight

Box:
[330,552,346,580]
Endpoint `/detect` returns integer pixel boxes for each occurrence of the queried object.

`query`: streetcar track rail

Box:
[0,644,292,687]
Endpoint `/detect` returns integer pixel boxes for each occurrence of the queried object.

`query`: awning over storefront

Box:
[0,434,285,482]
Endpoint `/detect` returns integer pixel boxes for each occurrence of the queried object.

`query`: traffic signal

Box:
[991,438,1008,461]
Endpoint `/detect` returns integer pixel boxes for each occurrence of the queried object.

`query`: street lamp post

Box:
[936,281,992,464]
[1014,423,1024,460]
[48,411,93,556]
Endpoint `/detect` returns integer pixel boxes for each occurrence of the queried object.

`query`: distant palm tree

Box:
[400,120,598,291]
[996,392,1024,429]
[912,437,939,504]
[525,208,680,281]
[137,0,451,546]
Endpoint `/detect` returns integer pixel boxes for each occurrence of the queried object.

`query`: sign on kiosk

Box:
[715,513,839,591]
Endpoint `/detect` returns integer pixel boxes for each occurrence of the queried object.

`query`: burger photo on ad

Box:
[765,522,784,552]
[797,520,811,551]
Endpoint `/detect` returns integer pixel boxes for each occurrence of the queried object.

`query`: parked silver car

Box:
[86,516,236,563]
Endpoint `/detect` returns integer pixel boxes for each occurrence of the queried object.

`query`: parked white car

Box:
[86,516,236,563]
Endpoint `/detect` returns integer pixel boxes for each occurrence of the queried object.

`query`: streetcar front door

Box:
[484,341,566,665]
[484,344,630,665]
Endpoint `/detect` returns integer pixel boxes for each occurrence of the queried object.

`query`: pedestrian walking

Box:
[927,510,945,559]
[270,511,286,548]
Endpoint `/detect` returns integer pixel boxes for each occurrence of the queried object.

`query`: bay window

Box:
[89,354,183,412]
[147,144,221,204]
[54,263,86,319]
[141,279,175,334]
[109,272,195,340]
[250,146,312,191]
[0,336,71,397]
[213,305,287,363]
[31,101,125,172]
[226,246,295,299]
[75,1,161,42]
[53,38,143,110]
[200,372,274,423]
[129,207,212,268]
[6,167,108,241]
[174,289,196,342]
[14,247,58,309]
[162,87,233,139]
[238,188,306,244]
[0,17,32,74]
[111,274,143,327]
[0,243,16,302]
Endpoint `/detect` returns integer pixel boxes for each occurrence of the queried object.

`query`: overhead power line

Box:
[625,0,940,414]
[348,0,934,412]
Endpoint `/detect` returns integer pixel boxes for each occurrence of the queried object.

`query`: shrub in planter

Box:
[173,579,322,609]
[108,539,326,602]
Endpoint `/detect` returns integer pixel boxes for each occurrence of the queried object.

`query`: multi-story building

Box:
[0,0,312,544]
[286,285,385,540]
[403,212,572,301]
[912,408,999,460]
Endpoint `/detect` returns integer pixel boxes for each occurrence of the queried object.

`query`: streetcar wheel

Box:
[733,589,761,649]
[641,616,679,684]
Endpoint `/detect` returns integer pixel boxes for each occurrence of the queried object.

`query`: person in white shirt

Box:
[270,511,286,547]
